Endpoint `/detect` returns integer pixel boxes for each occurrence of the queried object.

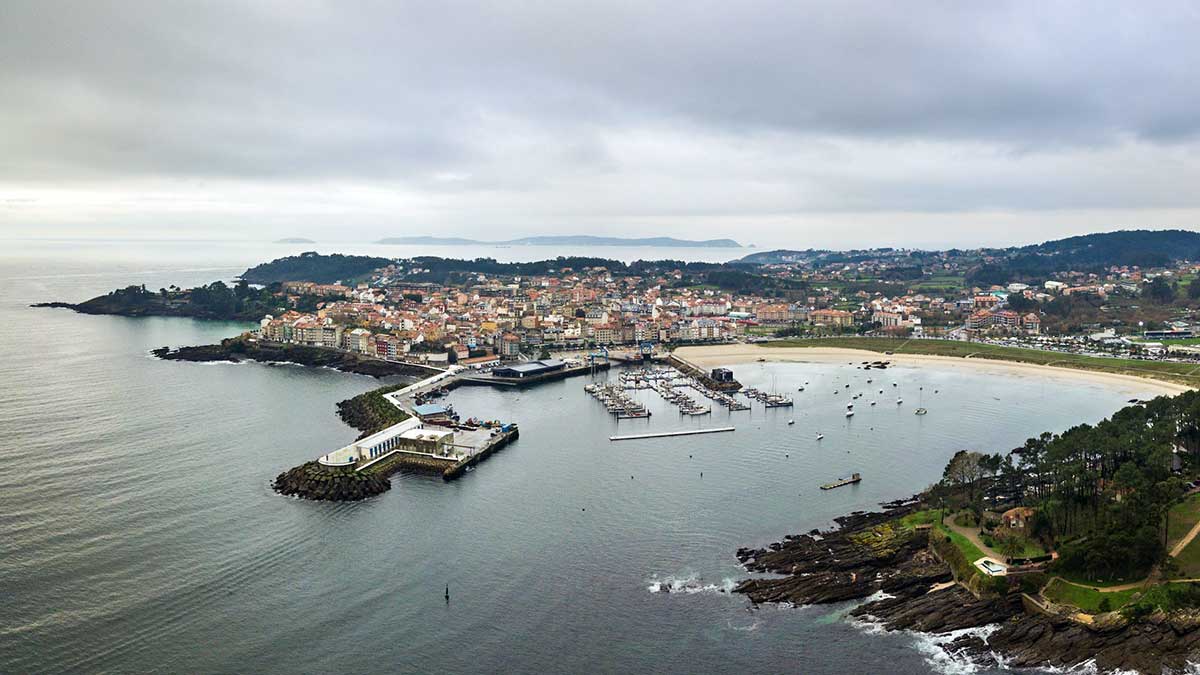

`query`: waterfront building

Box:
[492,359,566,379]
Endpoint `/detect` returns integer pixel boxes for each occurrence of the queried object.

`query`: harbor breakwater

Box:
[272,428,520,500]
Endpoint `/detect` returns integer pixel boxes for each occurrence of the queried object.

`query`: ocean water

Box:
[0,242,1162,674]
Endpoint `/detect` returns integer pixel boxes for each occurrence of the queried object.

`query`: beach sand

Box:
[675,343,1192,398]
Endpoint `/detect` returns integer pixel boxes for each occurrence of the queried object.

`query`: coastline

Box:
[675,343,1192,397]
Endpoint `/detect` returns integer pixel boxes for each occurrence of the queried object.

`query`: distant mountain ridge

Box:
[739,229,1200,268]
[376,235,743,248]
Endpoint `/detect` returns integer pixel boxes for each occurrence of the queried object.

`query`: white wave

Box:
[646,573,737,595]
[1028,661,1143,675]
[909,624,1000,675]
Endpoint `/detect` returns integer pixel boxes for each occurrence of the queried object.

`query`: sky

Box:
[2,1,1200,249]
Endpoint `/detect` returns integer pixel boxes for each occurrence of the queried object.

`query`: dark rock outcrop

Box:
[850,584,1020,633]
[152,338,437,379]
[735,505,949,606]
[740,505,1200,673]
[272,462,391,501]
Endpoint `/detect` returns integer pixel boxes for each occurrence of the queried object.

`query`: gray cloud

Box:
[2,1,1200,245]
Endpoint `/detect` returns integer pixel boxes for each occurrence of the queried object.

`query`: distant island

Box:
[375,235,743,248]
[274,237,316,244]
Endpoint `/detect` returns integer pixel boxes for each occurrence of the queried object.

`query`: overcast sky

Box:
[3,1,1200,249]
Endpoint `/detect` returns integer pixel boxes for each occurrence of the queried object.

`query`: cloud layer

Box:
[3,1,1200,247]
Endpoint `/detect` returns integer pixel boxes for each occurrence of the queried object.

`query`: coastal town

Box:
[245,244,1200,371]
[35,233,1200,674]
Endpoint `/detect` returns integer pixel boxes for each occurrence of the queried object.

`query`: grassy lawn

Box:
[1167,493,1200,551]
[766,337,1200,386]
[895,509,986,561]
[980,532,1045,558]
[1169,536,1200,579]
[1043,578,1137,613]
[939,523,986,562]
[1131,336,1200,346]
[897,508,942,529]
[1053,569,1144,588]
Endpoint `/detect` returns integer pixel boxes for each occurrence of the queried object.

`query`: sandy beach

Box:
[675,343,1192,398]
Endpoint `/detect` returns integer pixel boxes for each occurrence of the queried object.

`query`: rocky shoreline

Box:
[736,503,1200,673]
[151,338,439,379]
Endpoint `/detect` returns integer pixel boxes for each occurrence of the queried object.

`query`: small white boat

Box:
[846,403,854,409]
[870,400,876,406]
[787,419,795,425]
[896,399,903,404]
[845,410,854,417]
[915,408,928,415]
[816,433,825,440]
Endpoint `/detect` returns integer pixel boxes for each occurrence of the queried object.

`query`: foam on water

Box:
[646,573,738,595]
[908,624,1000,675]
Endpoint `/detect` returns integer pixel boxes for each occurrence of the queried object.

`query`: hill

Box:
[240,252,393,284]
[376,235,742,248]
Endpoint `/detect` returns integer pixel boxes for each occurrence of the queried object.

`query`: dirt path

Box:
[1170,517,1200,558]
[943,518,1001,559]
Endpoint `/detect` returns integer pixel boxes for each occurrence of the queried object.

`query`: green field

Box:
[1169,537,1200,579]
[1133,337,1200,346]
[896,509,985,568]
[1168,493,1200,552]
[941,524,986,562]
[765,337,1200,386]
[1043,578,1137,613]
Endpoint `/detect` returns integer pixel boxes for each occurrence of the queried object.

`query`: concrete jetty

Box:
[609,427,735,441]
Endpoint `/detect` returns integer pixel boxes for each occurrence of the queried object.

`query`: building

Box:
[809,308,854,327]
[1001,506,1036,533]
[412,403,453,421]
[492,359,566,379]
[711,367,734,383]
[1022,313,1041,335]
[319,416,458,466]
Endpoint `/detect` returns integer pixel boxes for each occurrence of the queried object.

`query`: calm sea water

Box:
[0,241,1163,674]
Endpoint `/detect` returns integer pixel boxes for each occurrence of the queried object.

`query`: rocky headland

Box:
[151,337,439,379]
[736,503,1200,674]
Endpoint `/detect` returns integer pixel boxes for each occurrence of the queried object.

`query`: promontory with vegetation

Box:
[737,389,1200,673]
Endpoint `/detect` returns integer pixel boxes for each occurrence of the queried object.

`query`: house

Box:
[1001,506,1036,532]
